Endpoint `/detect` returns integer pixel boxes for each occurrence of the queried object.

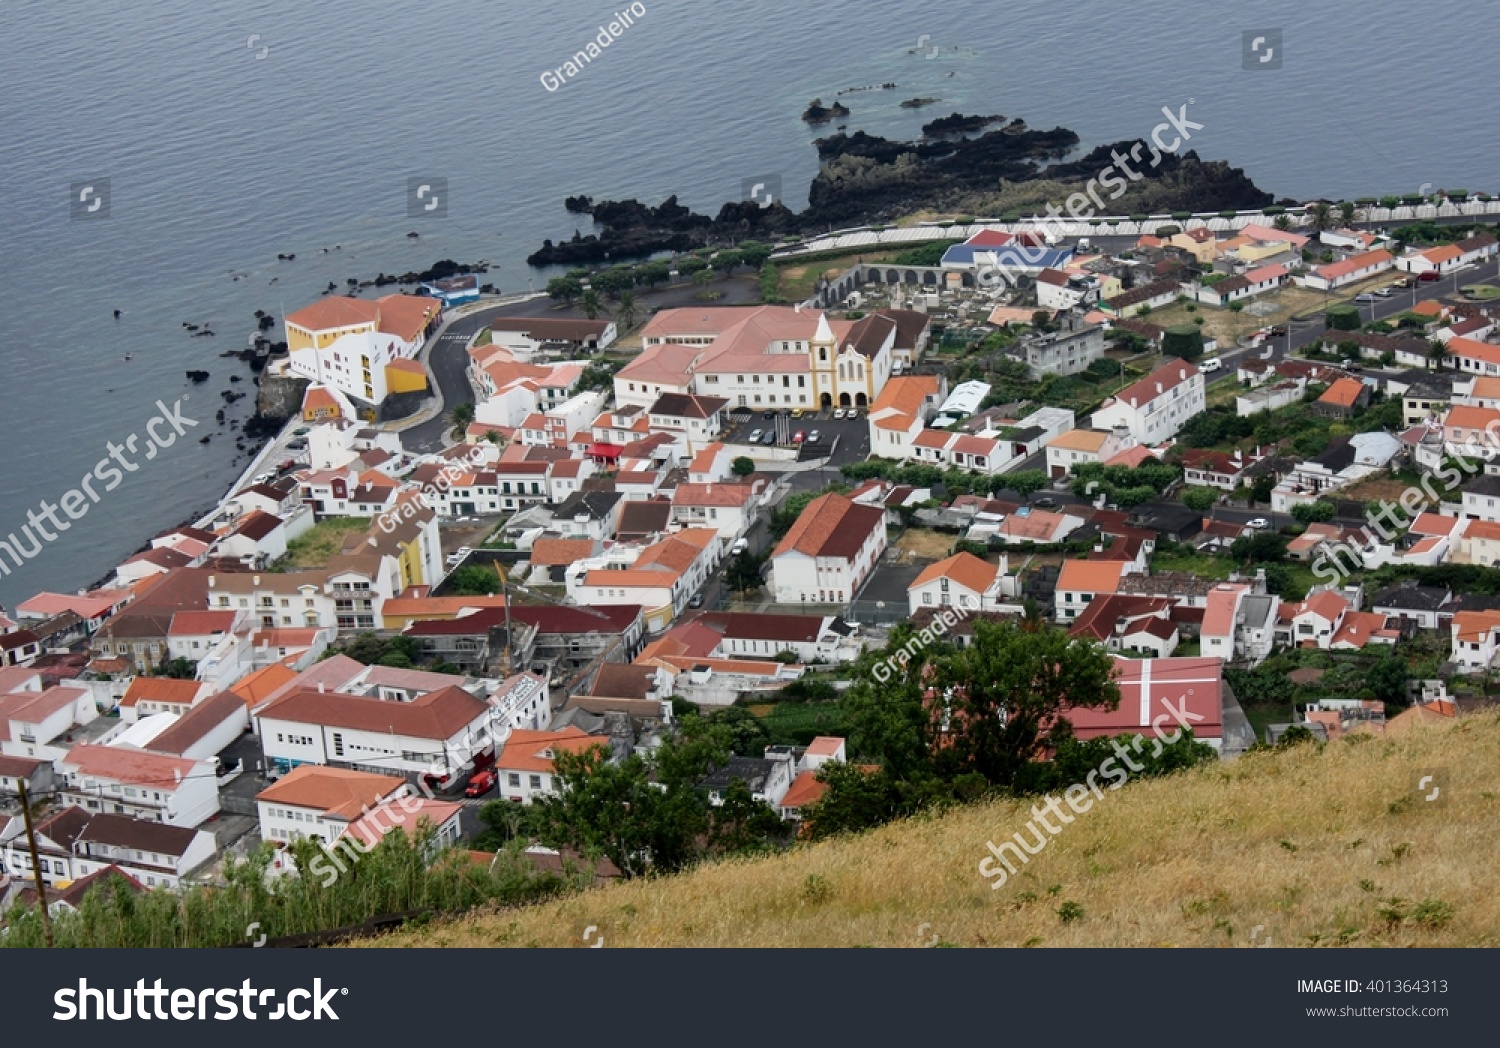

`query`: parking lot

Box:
[720,407,871,464]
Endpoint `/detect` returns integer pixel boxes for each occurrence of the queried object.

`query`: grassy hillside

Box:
[365,716,1500,948]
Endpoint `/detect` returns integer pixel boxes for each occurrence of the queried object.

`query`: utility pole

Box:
[17,781,53,948]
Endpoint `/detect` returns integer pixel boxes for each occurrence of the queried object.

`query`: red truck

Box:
[464,769,497,798]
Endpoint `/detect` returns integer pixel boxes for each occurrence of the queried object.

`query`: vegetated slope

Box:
[366,717,1500,948]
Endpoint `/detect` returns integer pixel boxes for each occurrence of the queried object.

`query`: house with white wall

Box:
[1090,360,1205,444]
[770,494,887,605]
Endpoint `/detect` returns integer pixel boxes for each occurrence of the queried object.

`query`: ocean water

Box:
[0,0,1496,605]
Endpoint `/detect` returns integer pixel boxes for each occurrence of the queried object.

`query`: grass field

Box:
[368,713,1500,948]
[753,700,850,747]
[277,517,370,570]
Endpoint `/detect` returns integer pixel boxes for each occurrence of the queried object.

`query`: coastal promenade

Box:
[775,199,1500,261]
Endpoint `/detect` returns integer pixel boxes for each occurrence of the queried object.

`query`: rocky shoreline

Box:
[527,108,1279,267]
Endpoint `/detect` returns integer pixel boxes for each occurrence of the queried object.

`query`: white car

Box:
[1199,357,1222,373]
[1247,517,1270,530]
[747,428,763,443]
[832,408,845,420]
[730,537,749,555]
[446,547,472,567]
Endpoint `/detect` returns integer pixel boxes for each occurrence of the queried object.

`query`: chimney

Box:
[318,681,326,693]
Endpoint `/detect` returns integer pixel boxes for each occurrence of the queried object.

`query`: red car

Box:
[464,769,497,797]
[1418,270,1442,282]
[792,430,806,443]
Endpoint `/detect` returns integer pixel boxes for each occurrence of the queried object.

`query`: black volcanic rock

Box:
[527,108,1275,266]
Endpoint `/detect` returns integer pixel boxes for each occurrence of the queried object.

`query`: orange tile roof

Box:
[1453,609,1500,642]
[1448,336,1500,367]
[496,727,606,773]
[1444,404,1500,430]
[1312,248,1393,280]
[1464,519,1500,543]
[255,765,407,820]
[119,677,204,709]
[773,494,885,560]
[530,538,598,566]
[1421,244,1462,263]
[1302,589,1349,622]
[63,744,199,786]
[1046,428,1109,453]
[1318,376,1366,408]
[779,769,827,810]
[1056,559,1127,594]
[229,663,298,707]
[910,552,998,594]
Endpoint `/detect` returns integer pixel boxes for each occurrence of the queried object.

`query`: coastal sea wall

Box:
[774,198,1500,262]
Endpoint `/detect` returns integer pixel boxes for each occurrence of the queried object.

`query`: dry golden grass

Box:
[893,529,957,561]
[362,715,1500,949]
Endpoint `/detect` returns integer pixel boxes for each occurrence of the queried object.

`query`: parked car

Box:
[747,428,763,443]
[1032,496,1058,509]
[286,438,307,450]
[832,408,845,420]
[807,430,821,443]
[762,410,775,420]
[465,769,497,798]
[731,537,749,555]
[1247,517,1270,530]
[761,430,776,445]
[1354,293,1376,303]
[1374,287,1396,297]
[446,547,472,567]
[789,408,805,419]
[792,430,806,443]
[1419,270,1442,282]
[688,593,705,609]
[1267,325,1288,336]
[1199,357,1222,372]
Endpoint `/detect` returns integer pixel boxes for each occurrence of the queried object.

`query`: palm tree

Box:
[1273,214,1292,231]
[580,289,601,320]
[450,401,475,438]
[1338,201,1356,227]
[615,290,638,333]
[1428,341,1449,371]
[1310,202,1333,232]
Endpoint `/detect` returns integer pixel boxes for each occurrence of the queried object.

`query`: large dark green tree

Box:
[926,619,1120,787]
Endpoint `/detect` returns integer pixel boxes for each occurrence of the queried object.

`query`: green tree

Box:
[445,564,502,595]
[725,550,766,594]
[693,269,716,286]
[546,276,582,304]
[158,657,197,679]
[705,706,772,757]
[1310,202,1333,232]
[450,400,475,437]
[801,762,911,839]
[1365,652,1411,707]
[1229,531,1289,564]
[1005,470,1050,497]
[1292,500,1335,524]
[1249,472,1276,505]
[1163,324,1204,361]
[614,290,638,332]
[1182,486,1219,513]
[579,289,602,320]
[927,620,1120,789]
[1273,214,1292,231]
[1338,201,1356,226]
[731,456,756,477]
[592,268,635,299]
